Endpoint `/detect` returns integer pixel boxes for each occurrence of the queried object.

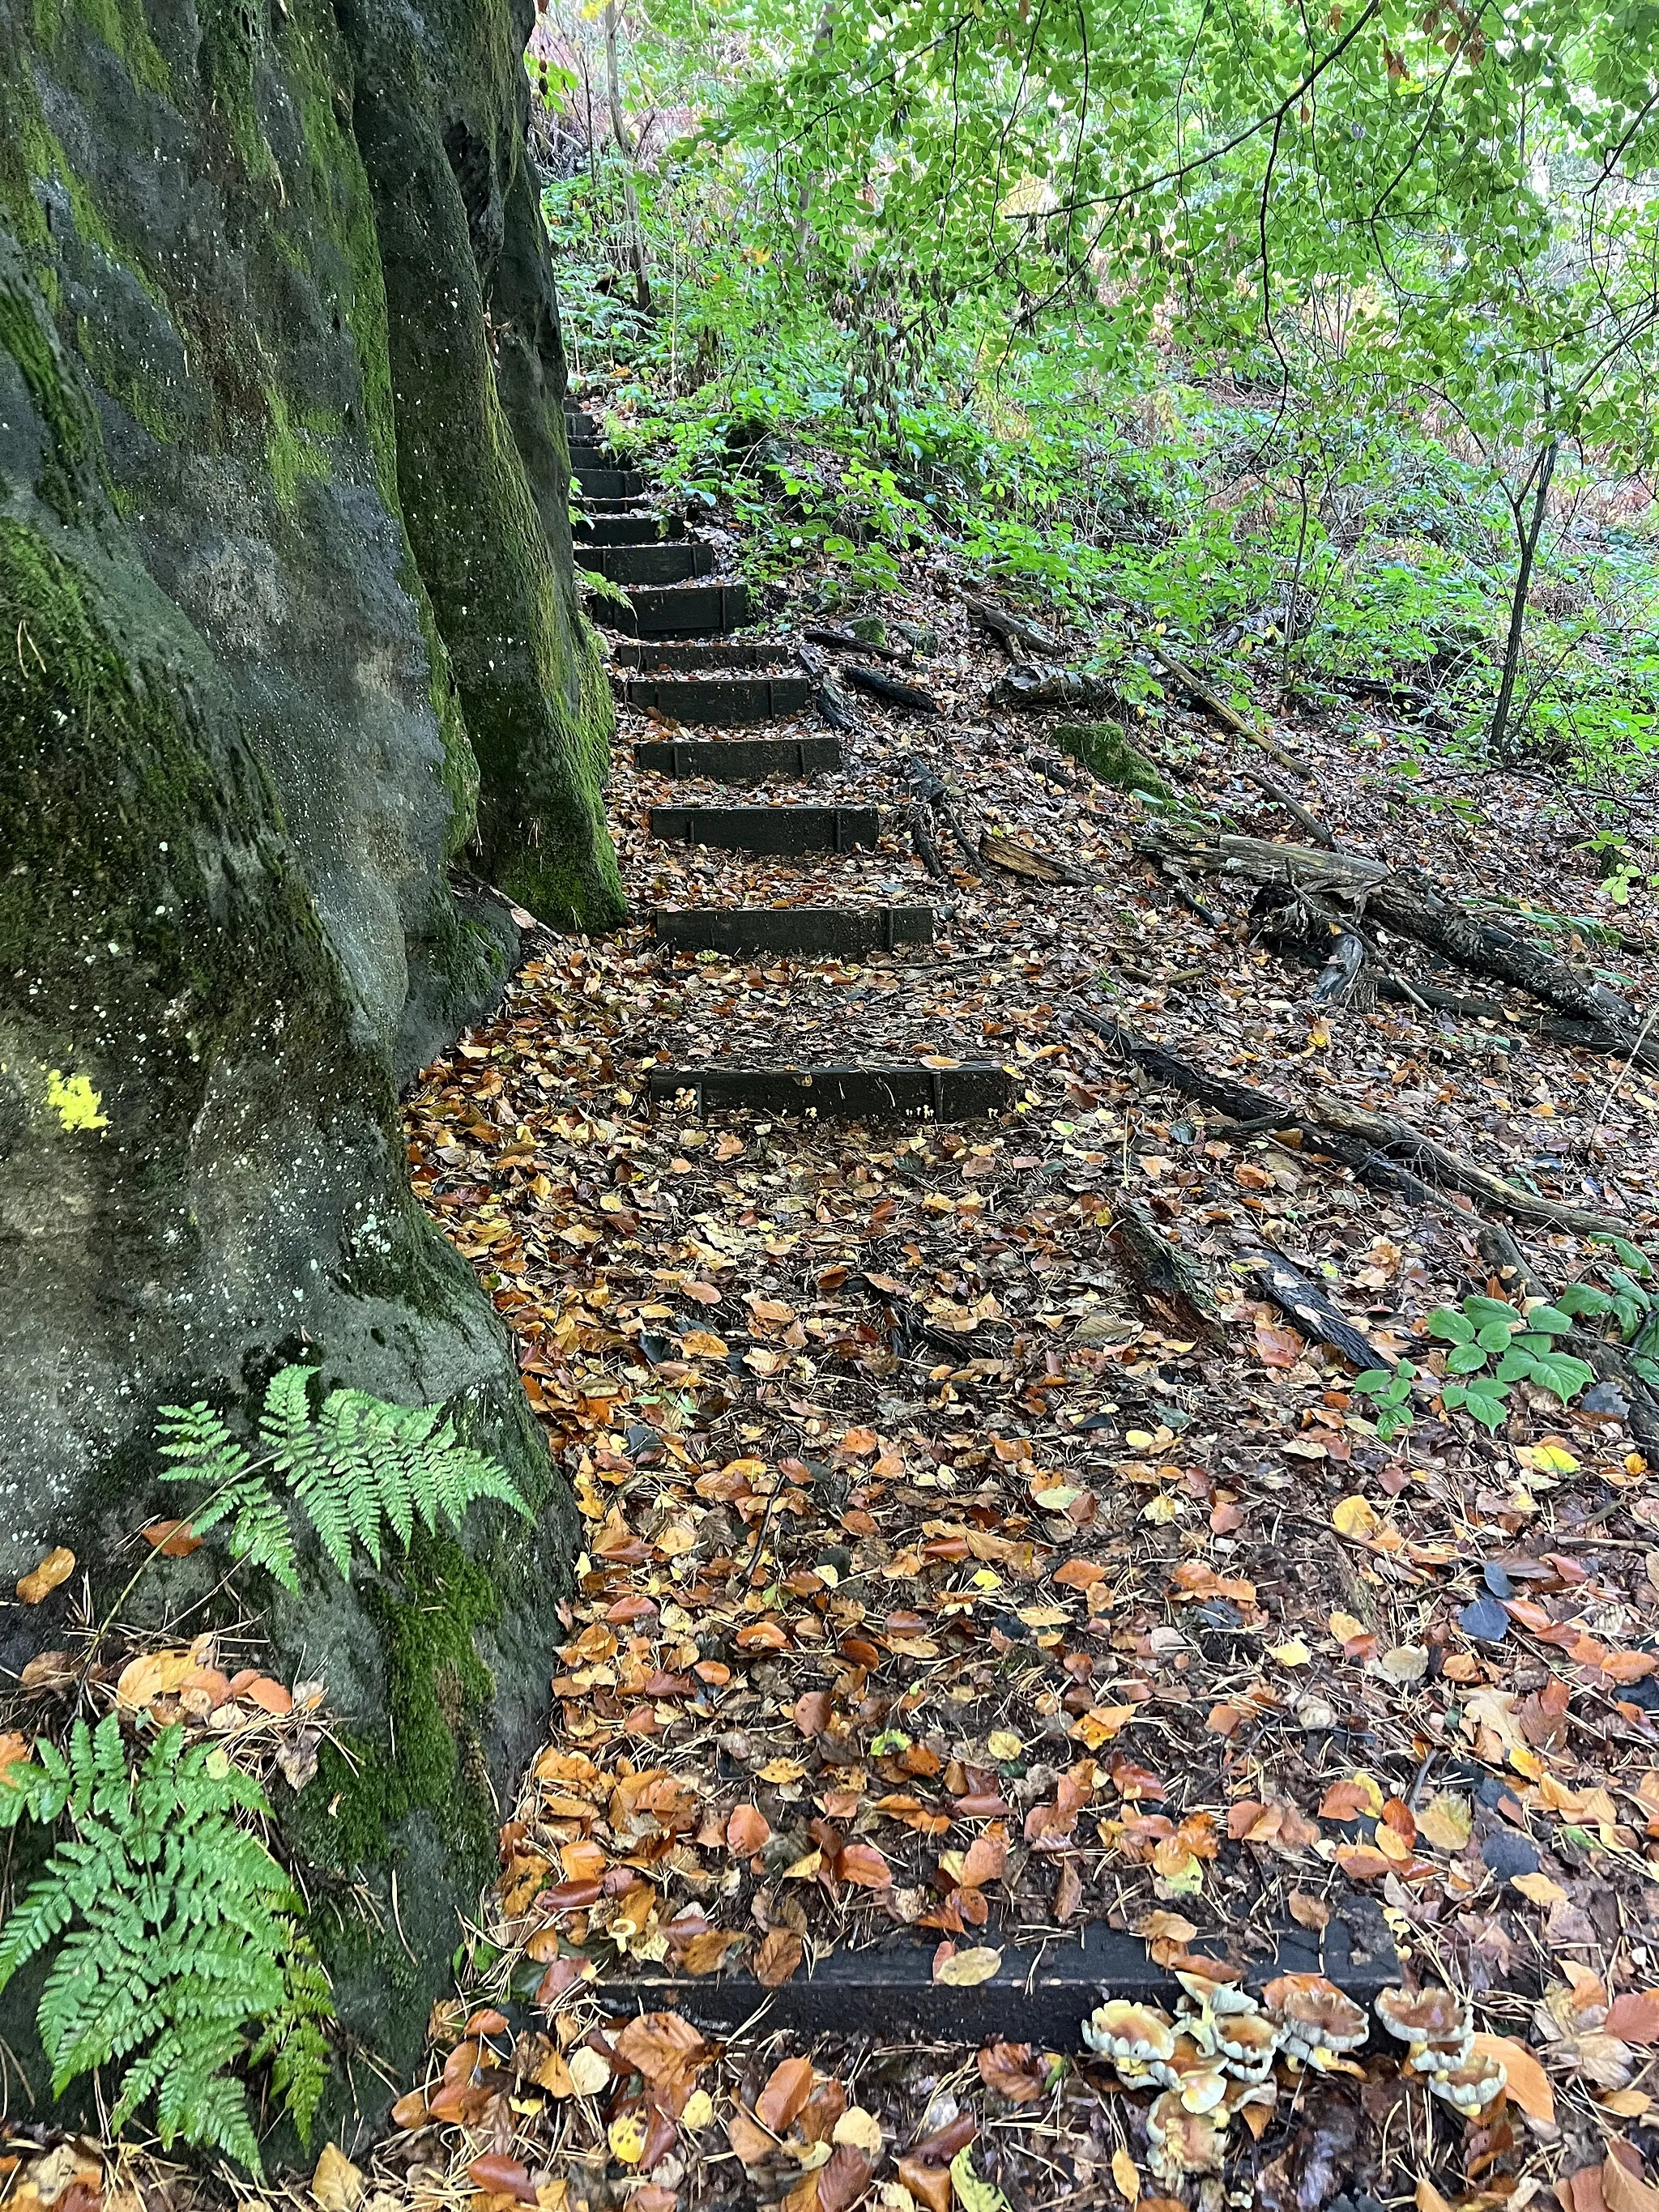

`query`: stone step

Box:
[646,1062,1013,1120]
[599,1913,1395,2047]
[633,735,842,781]
[654,906,934,957]
[576,514,686,546]
[565,411,599,443]
[586,541,716,587]
[613,639,791,671]
[620,676,811,725]
[599,583,756,637]
[574,463,648,499]
[649,803,879,854]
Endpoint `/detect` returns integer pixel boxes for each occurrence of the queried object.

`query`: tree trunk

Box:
[604,0,652,310]
[1489,438,1559,758]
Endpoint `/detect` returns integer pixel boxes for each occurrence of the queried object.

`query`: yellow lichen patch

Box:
[46,1069,107,1132]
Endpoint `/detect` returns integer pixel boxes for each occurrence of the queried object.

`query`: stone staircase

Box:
[567,400,1012,1117]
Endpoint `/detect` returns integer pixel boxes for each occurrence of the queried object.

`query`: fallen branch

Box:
[843,663,941,714]
[1243,1250,1392,1372]
[1143,827,1657,1062]
[979,831,1093,888]
[905,801,949,882]
[1313,1092,1648,1243]
[1109,1200,1224,1342]
[902,754,982,876]
[963,595,1064,659]
[796,641,863,732]
[1143,642,1312,781]
[994,663,1117,711]
[803,624,911,665]
[1064,1009,1442,1206]
[1236,762,1335,848]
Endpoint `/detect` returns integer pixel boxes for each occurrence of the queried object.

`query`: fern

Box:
[0,1715,327,2173]
[160,1363,532,1588]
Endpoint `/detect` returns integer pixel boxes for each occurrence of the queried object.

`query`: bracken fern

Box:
[0,1715,330,2172]
[157,1363,531,1588]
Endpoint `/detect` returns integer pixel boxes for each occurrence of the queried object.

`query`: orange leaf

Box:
[1470,2034,1554,2125]
[141,1519,203,1558]
[757,2056,815,2134]
[16,1547,75,1605]
[727,1805,771,1856]
[838,1842,892,1888]
[755,1928,804,1988]
[1609,1994,1659,2046]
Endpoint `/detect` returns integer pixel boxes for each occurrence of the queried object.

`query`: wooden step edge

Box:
[645,1062,1013,1119]
[497,1913,1397,2048]
[653,905,936,954]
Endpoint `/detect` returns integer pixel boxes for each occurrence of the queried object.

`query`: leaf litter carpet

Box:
[385,578,1659,2212]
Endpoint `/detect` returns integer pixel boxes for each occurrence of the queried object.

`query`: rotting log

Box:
[1243,1251,1392,1372]
[963,594,1064,658]
[1313,1093,1648,1243]
[1109,1200,1225,1341]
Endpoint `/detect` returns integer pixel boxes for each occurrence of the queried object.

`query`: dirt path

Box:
[382,423,1659,2212]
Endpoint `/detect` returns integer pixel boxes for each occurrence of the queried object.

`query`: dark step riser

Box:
[648,1064,1013,1120]
[575,468,648,499]
[577,517,686,547]
[649,806,879,855]
[616,641,787,671]
[633,738,843,781]
[591,545,715,586]
[598,586,756,638]
[609,1917,1395,2045]
[655,907,934,957]
[621,679,811,725]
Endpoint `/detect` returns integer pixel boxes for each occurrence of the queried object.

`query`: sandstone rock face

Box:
[0,0,612,2129]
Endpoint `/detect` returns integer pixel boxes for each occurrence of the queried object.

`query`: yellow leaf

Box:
[1512,1870,1567,1909]
[1328,1609,1366,1640]
[567,2046,612,2096]
[949,2145,1014,2211]
[935,1946,1003,1987]
[608,2111,646,2166]
[1332,1494,1380,1539]
[682,2089,714,2130]
[832,2108,884,2156]
[1414,1793,1473,1851]
[16,1547,75,1606]
[1111,2147,1141,2205]
[311,2145,365,2212]
[1271,1639,1311,1666]
[987,1730,1023,1760]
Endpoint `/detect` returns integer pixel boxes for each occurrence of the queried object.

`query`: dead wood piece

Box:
[1243,1250,1392,1373]
[905,800,949,883]
[796,641,863,732]
[843,663,941,714]
[963,594,1063,659]
[1237,762,1335,848]
[900,753,982,876]
[803,624,911,664]
[1150,825,1659,1063]
[1312,1092,1645,1244]
[979,830,1092,888]
[1109,1200,1224,1341]
[1064,1008,1443,1207]
[994,664,1118,711]
[1144,641,1312,781]
[1314,928,1370,1008]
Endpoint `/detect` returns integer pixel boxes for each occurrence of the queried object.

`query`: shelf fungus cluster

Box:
[1082,1972,1493,2181]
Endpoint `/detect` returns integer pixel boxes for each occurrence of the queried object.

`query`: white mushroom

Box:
[1263,1974,1370,2063]
[1082,1999,1177,2068]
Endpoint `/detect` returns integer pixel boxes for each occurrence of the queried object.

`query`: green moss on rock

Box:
[1054,718,1175,801]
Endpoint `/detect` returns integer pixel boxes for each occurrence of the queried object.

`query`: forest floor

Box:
[373,518,1659,2212]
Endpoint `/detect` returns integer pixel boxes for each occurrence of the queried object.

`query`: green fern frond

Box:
[0,1712,334,2175]
[263,1366,356,1580]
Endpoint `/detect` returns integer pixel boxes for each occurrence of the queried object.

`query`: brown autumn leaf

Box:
[755,1928,804,1988]
[1609,1994,1659,2045]
[896,2159,952,2212]
[978,2040,1047,2102]
[816,2146,871,2212]
[727,1804,771,1856]
[726,2105,777,2167]
[140,1519,203,1557]
[757,2055,816,2134]
[1471,2033,1554,2125]
[16,1547,75,1605]
[838,1842,891,1887]
[1603,2150,1659,2212]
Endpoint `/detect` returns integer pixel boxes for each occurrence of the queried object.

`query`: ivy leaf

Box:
[1426,1306,1474,1345]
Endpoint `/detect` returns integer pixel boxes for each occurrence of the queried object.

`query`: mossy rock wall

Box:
[0,0,597,2148]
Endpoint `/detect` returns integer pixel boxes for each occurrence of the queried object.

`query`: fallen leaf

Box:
[1415,1792,1473,1851]
[1332,1495,1380,1540]
[758,2055,816,2134]
[567,2045,612,2096]
[1472,2034,1554,2125]
[311,2145,364,2212]
[756,1927,804,1988]
[832,2108,884,2156]
[1603,2152,1659,2212]
[838,1842,891,1887]
[17,1548,75,1605]
[727,1805,771,1856]
[1112,2147,1141,2206]
[934,1944,1002,1986]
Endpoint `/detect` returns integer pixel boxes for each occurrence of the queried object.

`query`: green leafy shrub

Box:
[1355,1295,1595,1435]
[157,1362,531,1589]
[0,1715,329,2172]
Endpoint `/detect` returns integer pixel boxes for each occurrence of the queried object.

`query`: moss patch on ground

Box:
[1053,718,1175,801]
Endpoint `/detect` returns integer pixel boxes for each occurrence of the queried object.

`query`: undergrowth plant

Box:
[0,1366,530,2169]
[1355,1294,1596,1437]
[0,1716,329,2172]
[157,1362,531,1589]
